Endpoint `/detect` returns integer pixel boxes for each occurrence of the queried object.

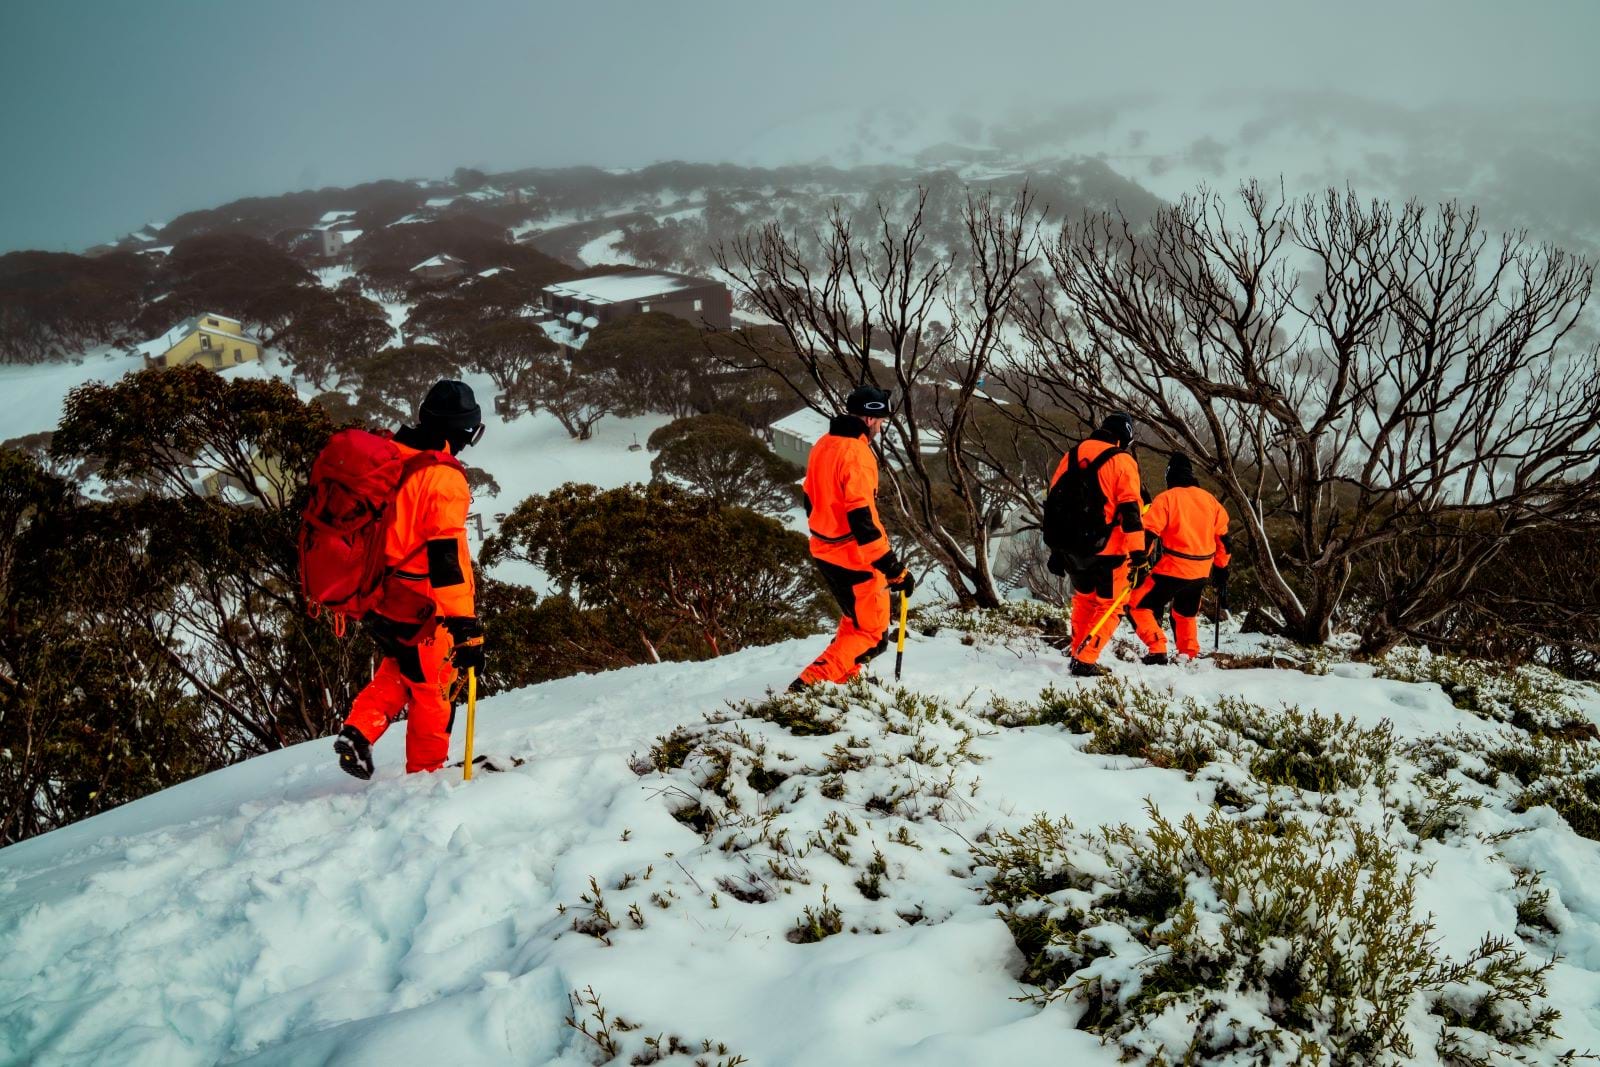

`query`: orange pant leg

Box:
[801,571,890,684]
[1172,612,1201,659]
[402,628,457,773]
[1071,561,1130,664]
[1127,576,1167,654]
[345,658,410,746]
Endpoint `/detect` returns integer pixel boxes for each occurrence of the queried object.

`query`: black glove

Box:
[1213,564,1229,584]
[443,616,485,674]
[886,569,916,597]
[1046,551,1067,578]
[1128,549,1150,576]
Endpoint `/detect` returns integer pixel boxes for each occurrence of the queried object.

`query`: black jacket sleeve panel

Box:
[427,537,467,588]
[846,505,885,547]
[871,549,904,577]
[1115,501,1144,535]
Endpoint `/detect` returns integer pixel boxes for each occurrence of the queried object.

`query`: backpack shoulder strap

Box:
[1084,445,1123,475]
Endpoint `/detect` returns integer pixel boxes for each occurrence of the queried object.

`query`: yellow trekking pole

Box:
[1072,561,1148,659]
[1073,585,1133,658]
[894,591,910,681]
[462,667,477,782]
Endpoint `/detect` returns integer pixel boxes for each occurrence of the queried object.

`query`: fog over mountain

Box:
[3,0,1598,253]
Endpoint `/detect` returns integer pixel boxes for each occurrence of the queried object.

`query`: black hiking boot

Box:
[1142,652,1170,666]
[786,677,809,694]
[1069,658,1106,678]
[334,725,374,781]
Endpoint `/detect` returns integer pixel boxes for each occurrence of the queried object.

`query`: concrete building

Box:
[540,269,732,334]
[139,313,263,370]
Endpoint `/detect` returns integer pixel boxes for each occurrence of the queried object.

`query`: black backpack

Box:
[1042,443,1124,570]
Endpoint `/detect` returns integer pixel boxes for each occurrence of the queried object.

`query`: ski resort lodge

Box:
[540,269,732,340]
[139,313,263,370]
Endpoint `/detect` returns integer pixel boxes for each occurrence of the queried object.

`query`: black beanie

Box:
[419,380,481,432]
[1099,412,1134,447]
[845,385,894,417]
[1166,452,1197,488]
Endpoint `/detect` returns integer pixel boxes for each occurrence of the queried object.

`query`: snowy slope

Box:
[4,618,1599,1065]
[733,94,1600,255]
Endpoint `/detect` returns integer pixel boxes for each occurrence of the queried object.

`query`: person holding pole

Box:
[788,385,914,691]
[1042,413,1146,677]
[331,381,486,780]
[1128,453,1231,664]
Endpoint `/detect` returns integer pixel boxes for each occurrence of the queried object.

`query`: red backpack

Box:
[298,428,461,638]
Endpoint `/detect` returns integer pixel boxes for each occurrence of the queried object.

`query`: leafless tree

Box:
[713,188,1040,607]
[1017,182,1600,645]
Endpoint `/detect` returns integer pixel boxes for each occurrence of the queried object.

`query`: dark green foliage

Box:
[0,250,153,362]
[270,286,394,388]
[137,233,314,338]
[576,312,711,419]
[648,415,802,514]
[0,449,216,843]
[349,343,463,425]
[40,368,375,790]
[569,310,707,419]
[483,481,825,666]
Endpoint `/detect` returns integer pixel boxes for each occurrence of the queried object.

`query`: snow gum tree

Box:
[1017,183,1600,646]
[715,188,1039,608]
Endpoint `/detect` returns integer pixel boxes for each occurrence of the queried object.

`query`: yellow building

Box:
[141,313,263,370]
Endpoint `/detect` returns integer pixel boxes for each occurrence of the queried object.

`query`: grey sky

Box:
[3,0,1597,253]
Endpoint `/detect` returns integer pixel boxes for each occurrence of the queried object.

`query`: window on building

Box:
[694,298,703,312]
[234,348,243,362]
[201,335,211,349]
[206,318,219,327]
[640,303,651,313]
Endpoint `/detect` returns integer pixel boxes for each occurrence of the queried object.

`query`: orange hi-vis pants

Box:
[345,627,457,773]
[1069,558,1131,665]
[1129,573,1208,659]
[801,559,891,685]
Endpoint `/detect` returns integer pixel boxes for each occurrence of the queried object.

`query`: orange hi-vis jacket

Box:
[1050,438,1146,559]
[803,417,896,573]
[1144,485,1231,580]
[385,440,475,619]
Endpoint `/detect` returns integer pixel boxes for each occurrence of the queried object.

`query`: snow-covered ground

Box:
[4,618,1598,1065]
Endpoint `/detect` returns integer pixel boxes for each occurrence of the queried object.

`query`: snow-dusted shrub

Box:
[915,599,1072,644]
[974,806,1562,1064]
[1372,647,1586,735]
[989,678,1225,774]
[1211,699,1397,793]
[1420,728,1600,842]
[565,985,748,1066]
[988,680,1397,791]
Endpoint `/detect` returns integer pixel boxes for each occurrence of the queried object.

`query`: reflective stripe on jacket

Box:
[386,440,475,617]
[1145,485,1230,580]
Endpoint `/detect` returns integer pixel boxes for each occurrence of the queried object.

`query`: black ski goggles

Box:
[468,422,485,447]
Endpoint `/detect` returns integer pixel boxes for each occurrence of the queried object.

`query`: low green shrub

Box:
[1373,647,1587,736]
[973,806,1561,1064]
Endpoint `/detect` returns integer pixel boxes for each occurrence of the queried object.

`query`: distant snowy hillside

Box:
[735,93,1600,254]
[4,614,1599,1065]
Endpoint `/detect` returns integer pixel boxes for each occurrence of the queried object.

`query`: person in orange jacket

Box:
[1046,413,1146,677]
[789,385,915,690]
[1129,452,1231,663]
[335,380,486,779]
